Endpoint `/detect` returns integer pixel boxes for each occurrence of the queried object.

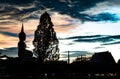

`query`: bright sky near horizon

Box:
[0,0,120,62]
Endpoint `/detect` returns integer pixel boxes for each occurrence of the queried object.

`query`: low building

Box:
[90,51,115,64]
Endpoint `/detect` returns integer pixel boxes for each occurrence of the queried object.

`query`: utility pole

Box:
[81,55,82,61]
[68,51,70,64]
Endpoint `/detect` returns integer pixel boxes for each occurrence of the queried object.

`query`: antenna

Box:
[68,51,70,64]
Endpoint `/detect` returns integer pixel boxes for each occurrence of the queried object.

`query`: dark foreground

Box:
[0,57,120,79]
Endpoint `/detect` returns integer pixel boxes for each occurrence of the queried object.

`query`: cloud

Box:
[66,35,105,40]
[91,13,120,22]
[70,51,91,57]
[0,33,18,48]
[94,46,105,49]
[110,0,120,5]
[61,51,91,58]
[0,21,18,25]
[1,0,119,25]
[0,47,18,57]
[0,31,18,37]
[102,41,120,45]
[0,0,40,22]
[0,0,34,5]
[38,0,120,22]
[0,27,9,30]
[66,35,120,43]
[70,12,120,22]
[51,12,79,33]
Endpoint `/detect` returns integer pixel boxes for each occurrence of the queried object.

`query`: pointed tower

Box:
[19,23,26,41]
[33,12,59,61]
[18,23,26,57]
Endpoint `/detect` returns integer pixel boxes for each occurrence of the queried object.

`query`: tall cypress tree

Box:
[33,12,59,61]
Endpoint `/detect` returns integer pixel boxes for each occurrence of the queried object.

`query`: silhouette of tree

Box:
[33,12,59,61]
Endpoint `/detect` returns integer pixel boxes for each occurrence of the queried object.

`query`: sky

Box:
[0,0,120,62]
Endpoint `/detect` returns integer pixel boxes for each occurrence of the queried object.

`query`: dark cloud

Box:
[0,47,18,57]
[0,0,34,5]
[70,51,91,57]
[110,0,120,5]
[61,51,91,58]
[91,13,120,22]
[0,30,33,38]
[66,35,105,39]
[94,46,105,49]
[0,21,18,25]
[0,0,41,21]
[37,0,120,22]
[66,35,120,43]
[0,31,18,37]
[25,14,39,20]
[102,41,120,45]
[67,43,74,45]
[0,0,119,24]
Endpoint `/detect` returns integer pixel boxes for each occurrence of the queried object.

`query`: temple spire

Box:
[19,23,26,41]
[21,22,24,32]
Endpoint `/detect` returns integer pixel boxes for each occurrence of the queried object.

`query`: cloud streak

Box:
[91,13,120,22]
[0,47,18,57]
[66,35,120,44]
[0,31,18,37]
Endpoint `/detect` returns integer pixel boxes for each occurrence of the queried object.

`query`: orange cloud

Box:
[0,34,18,48]
[51,12,79,33]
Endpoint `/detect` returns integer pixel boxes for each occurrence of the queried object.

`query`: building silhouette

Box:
[90,51,115,64]
[18,23,33,58]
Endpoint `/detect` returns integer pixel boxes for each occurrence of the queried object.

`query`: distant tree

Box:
[33,12,59,62]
